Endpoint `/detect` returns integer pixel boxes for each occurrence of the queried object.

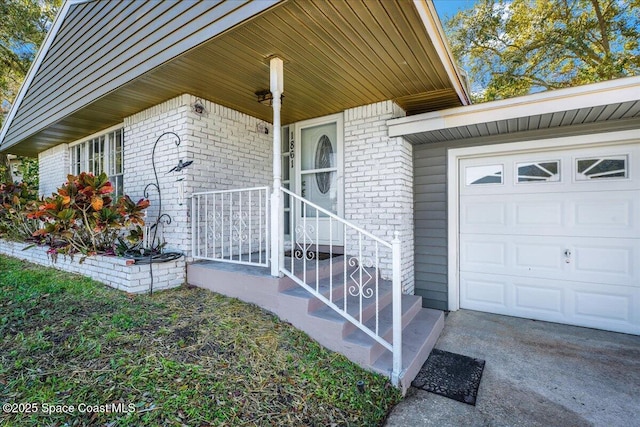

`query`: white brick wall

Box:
[35,95,416,295]
[185,97,272,195]
[343,101,414,293]
[185,97,272,260]
[0,240,184,293]
[124,94,272,260]
[33,94,273,292]
[124,95,191,256]
[38,143,69,196]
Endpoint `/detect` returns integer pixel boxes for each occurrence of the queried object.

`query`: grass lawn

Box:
[0,255,401,426]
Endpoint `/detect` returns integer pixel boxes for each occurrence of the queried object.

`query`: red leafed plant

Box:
[29,173,149,257]
[0,182,40,241]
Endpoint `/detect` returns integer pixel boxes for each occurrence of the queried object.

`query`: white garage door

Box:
[459,142,640,335]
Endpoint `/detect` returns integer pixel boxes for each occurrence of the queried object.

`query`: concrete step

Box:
[187,259,444,395]
[285,254,346,280]
[338,294,423,365]
[279,266,371,312]
[309,282,411,338]
[370,308,444,394]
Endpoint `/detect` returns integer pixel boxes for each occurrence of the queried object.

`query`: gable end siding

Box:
[4,0,280,148]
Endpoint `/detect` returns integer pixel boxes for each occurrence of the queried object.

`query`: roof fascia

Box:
[388,75,640,137]
[414,0,470,106]
[0,0,76,151]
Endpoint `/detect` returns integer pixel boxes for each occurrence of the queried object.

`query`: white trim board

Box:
[389,76,640,138]
[446,128,640,311]
[67,123,124,149]
[414,0,470,106]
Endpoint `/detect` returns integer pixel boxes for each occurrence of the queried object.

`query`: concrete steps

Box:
[187,256,443,393]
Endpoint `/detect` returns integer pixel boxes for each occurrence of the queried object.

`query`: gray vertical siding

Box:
[413,144,448,310]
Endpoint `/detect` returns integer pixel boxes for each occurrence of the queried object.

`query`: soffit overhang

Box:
[1,0,466,156]
[389,76,640,145]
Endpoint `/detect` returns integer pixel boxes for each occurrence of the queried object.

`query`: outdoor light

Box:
[256,122,269,135]
[255,89,284,107]
[191,98,206,116]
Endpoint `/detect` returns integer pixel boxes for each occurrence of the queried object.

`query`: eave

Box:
[0,0,468,157]
[388,76,640,144]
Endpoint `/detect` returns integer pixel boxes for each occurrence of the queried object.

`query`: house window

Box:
[69,128,124,197]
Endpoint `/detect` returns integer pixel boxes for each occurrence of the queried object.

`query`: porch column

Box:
[270,57,284,277]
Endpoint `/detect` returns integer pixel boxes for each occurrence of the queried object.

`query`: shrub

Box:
[29,173,149,257]
[0,182,40,241]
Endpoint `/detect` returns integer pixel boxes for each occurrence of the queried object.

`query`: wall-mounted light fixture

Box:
[256,122,269,135]
[255,89,284,107]
[191,98,206,116]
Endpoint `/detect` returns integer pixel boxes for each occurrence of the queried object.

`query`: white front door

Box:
[293,114,344,246]
[457,142,640,335]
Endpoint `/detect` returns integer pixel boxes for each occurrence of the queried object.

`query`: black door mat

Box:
[411,348,486,406]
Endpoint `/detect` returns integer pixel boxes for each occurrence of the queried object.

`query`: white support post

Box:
[270,57,284,277]
[391,231,403,387]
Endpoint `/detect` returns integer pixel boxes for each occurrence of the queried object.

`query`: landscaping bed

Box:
[0,255,401,426]
[0,239,184,294]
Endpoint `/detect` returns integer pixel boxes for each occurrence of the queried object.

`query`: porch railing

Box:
[191,187,269,267]
[280,187,403,384]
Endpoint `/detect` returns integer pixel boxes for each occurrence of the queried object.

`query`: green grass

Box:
[0,255,401,426]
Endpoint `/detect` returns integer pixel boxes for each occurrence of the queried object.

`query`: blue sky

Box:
[433,0,477,21]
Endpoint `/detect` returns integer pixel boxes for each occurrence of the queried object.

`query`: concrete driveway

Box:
[385,310,640,427]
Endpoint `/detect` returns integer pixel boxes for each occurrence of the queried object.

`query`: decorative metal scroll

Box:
[124,131,189,294]
[294,224,316,260]
[348,257,375,299]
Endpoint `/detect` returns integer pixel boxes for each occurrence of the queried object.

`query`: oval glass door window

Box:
[315,135,333,194]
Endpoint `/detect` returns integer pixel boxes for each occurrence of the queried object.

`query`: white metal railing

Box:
[280,187,403,385]
[191,187,269,267]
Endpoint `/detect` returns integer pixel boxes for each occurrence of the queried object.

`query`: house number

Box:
[289,132,295,168]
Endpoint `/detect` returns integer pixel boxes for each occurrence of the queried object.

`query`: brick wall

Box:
[0,240,184,293]
[185,97,272,194]
[124,94,272,259]
[343,101,414,293]
[35,95,416,294]
[38,143,69,196]
[184,97,272,260]
[124,95,191,255]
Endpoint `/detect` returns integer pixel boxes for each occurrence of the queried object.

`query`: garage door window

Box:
[517,160,560,183]
[576,156,627,180]
[465,164,503,185]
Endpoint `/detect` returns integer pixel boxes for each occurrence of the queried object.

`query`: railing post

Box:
[391,231,402,387]
[270,57,284,277]
[191,195,196,259]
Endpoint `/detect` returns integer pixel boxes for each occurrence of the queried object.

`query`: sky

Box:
[433,0,478,22]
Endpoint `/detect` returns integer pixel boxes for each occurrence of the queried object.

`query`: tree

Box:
[0,0,61,183]
[446,0,640,102]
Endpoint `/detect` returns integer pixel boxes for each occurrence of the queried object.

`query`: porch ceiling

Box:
[5,0,464,156]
